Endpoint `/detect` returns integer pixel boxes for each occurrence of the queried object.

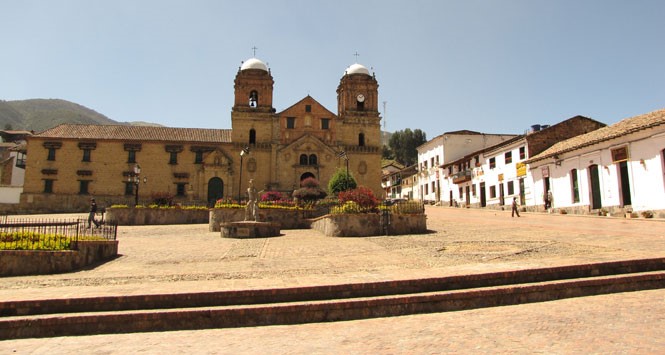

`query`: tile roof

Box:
[33,124,232,143]
[527,108,665,164]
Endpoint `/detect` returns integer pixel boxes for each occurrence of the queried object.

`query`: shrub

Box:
[389,200,424,215]
[641,210,654,218]
[261,191,285,202]
[331,201,363,214]
[151,192,174,206]
[214,198,243,209]
[214,198,301,210]
[328,168,357,195]
[300,177,319,188]
[293,178,327,203]
[0,231,71,251]
[338,186,379,212]
[317,196,340,208]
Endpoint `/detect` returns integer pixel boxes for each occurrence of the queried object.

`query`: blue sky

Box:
[2,0,664,138]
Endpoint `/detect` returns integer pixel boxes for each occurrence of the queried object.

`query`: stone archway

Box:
[300,172,315,185]
[207,177,224,207]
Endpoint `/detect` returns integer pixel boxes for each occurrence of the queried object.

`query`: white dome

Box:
[241,58,268,72]
[344,63,370,76]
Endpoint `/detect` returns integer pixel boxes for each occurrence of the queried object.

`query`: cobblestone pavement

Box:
[2,207,665,353]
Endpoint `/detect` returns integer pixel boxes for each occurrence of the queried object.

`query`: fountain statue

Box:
[245,179,259,221]
[220,178,279,239]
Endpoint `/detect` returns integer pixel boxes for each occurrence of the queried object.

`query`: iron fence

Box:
[0,218,117,251]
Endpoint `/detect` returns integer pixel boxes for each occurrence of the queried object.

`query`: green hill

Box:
[0,99,160,132]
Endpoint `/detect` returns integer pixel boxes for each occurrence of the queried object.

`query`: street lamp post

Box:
[238,146,250,202]
[345,156,349,190]
[128,164,141,207]
[337,150,349,191]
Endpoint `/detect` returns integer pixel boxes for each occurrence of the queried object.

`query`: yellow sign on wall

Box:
[516,162,526,177]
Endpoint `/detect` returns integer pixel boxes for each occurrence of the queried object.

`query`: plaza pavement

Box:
[1,206,665,353]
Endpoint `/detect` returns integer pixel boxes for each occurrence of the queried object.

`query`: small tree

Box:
[328,168,357,195]
[292,177,327,203]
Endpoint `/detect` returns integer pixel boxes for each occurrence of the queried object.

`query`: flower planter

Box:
[310,213,427,237]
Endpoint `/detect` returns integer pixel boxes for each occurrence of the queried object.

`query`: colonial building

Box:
[381,160,404,199]
[20,57,383,212]
[0,130,30,204]
[397,164,418,200]
[417,131,517,204]
[440,115,606,209]
[526,109,665,216]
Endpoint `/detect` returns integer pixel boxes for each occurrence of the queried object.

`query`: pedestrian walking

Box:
[511,197,521,217]
[88,198,100,228]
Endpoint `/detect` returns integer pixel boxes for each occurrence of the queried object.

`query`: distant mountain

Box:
[0,99,162,132]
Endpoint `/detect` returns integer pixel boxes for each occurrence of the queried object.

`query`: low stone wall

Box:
[0,240,119,277]
[310,213,427,237]
[209,208,310,232]
[106,208,209,225]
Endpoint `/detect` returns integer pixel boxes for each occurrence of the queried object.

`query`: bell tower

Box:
[336,63,380,120]
[335,62,382,195]
[231,57,276,145]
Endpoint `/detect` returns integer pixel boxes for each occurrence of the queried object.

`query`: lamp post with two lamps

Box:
[238,146,250,202]
[128,164,145,207]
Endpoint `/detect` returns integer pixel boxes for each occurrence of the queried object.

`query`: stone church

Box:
[20,57,382,211]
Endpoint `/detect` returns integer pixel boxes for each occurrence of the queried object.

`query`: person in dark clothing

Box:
[88,198,100,228]
[511,197,521,218]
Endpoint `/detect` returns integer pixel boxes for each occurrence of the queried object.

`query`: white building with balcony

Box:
[417,131,516,204]
[439,115,606,210]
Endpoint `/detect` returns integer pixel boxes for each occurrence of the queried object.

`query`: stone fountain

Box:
[220,179,280,238]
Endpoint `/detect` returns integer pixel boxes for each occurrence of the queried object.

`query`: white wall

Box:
[10,152,25,186]
[476,141,531,208]
[417,137,443,203]
[530,128,665,212]
[0,186,22,203]
[626,132,665,211]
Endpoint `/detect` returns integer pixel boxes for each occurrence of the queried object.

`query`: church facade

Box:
[20,57,382,211]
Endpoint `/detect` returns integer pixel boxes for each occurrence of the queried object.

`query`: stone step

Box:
[3,257,665,318]
[2,259,665,339]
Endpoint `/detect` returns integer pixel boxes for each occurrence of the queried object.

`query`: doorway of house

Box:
[589,164,602,209]
[480,182,486,207]
[499,183,505,206]
[618,161,632,206]
[465,186,471,206]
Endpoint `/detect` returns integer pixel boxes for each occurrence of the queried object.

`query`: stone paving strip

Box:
[1,207,664,352]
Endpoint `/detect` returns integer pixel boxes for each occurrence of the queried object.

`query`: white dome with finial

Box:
[241,58,268,72]
[344,63,370,76]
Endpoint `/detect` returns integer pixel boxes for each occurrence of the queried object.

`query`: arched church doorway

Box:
[207,177,224,207]
[300,172,315,185]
